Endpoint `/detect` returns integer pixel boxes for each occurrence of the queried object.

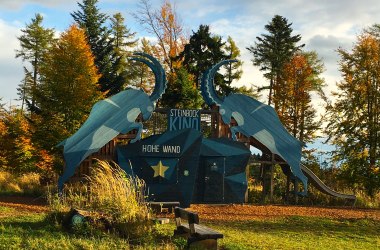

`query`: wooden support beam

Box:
[285,174,290,204]
[294,179,299,204]
[270,154,275,203]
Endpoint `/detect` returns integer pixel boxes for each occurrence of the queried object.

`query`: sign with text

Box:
[168,109,201,131]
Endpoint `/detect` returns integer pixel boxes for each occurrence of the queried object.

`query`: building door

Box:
[203,157,225,202]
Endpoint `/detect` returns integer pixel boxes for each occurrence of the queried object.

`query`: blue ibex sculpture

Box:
[58,52,167,190]
[201,60,308,195]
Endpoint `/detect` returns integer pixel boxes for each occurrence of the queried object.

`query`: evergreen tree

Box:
[72,0,123,95]
[15,13,54,112]
[180,25,227,94]
[326,29,380,196]
[247,15,304,106]
[111,13,138,51]
[110,12,138,90]
[161,67,202,109]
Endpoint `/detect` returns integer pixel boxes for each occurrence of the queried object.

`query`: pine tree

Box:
[15,13,54,112]
[110,12,138,90]
[72,0,123,95]
[247,15,304,106]
[134,38,155,94]
[160,67,202,109]
[180,25,227,92]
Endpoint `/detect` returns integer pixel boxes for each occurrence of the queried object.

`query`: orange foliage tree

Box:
[0,109,54,177]
[277,51,325,144]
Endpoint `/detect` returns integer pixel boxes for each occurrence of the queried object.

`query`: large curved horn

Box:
[201,59,238,106]
[131,52,167,102]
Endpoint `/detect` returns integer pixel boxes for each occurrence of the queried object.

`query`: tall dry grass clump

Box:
[86,160,152,239]
[86,161,148,220]
[48,160,152,241]
[0,171,44,195]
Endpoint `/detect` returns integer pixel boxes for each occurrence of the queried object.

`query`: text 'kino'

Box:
[142,144,181,154]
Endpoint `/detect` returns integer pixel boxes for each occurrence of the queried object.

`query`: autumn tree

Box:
[134,0,186,73]
[326,29,380,195]
[35,25,103,149]
[0,101,8,169]
[247,15,304,106]
[72,0,124,95]
[279,51,325,143]
[16,13,54,112]
[223,36,243,94]
[135,0,203,108]
[133,38,155,94]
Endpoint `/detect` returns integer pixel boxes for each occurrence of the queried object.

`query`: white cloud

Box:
[0,19,23,103]
[0,0,76,10]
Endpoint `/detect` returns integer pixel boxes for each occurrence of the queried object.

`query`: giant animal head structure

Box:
[58,52,167,191]
[201,60,308,195]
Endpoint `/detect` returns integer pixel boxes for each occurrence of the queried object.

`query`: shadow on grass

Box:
[207,216,380,238]
[0,215,67,239]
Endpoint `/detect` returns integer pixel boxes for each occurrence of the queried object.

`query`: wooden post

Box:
[245,164,249,203]
[294,179,299,204]
[285,173,290,204]
[261,163,266,203]
[270,154,275,203]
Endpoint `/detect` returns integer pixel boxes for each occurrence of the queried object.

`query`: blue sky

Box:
[1,0,380,128]
[2,0,380,105]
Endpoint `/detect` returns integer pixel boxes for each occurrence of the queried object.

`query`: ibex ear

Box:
[142,105,153,120]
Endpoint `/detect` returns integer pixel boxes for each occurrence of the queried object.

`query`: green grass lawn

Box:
[211,217,380,250]
[0,206,175,249]
[0,205,379,250]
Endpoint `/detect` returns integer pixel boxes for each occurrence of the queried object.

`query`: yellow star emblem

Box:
[151,161,169,178]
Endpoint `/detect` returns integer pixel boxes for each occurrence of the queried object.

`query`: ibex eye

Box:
[219,109,225,115]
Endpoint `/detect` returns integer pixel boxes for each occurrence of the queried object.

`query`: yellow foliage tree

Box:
[36,24,103,142]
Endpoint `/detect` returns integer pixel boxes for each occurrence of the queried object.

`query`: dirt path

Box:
[0,196,48,214]
[190,204,380,221]
[0,196,379,221]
